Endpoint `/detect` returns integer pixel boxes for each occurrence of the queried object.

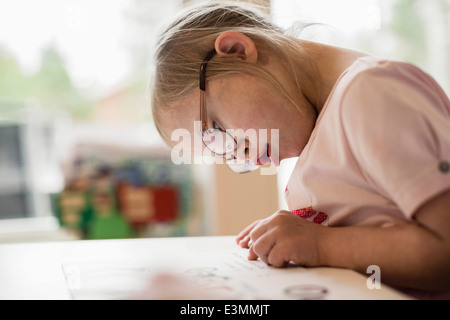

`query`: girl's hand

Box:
[245,210,326,268]
[236,219,264,248]
[236,213,278,248]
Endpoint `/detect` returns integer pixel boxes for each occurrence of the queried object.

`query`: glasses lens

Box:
[202,129,235,155]
[202,129,260,174]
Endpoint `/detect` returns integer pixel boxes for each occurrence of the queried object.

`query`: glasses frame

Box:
[199,49,216,134]
[199,49,236,158]
[199,49,260,173]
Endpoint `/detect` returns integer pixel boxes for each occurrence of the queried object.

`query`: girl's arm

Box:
[320,189,450,291]
[246,189,450,291]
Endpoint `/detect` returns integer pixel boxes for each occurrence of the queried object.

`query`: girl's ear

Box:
[214,31,258,63]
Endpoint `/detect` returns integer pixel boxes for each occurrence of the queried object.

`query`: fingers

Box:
[248,240,270,265]
[248,223,272,263]
[266,243,289,268]
[245,211,299,267]
[236,212,283,246]
[248,228,276,266]
[247,244,259,260]
[238,235,251,248]
[248,233,289,267]
[236,219,261,247]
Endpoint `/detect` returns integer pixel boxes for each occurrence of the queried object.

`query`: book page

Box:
[62,246,396,300]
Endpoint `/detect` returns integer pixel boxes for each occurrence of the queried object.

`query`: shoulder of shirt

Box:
[329,56,432,117]
[337,56,422,95]
[325,56,425,125]
[319,56,447,129]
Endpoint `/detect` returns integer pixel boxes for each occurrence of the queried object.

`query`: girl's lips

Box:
[256,157,267,166]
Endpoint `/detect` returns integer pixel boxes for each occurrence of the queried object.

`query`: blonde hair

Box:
[151,1,309,145]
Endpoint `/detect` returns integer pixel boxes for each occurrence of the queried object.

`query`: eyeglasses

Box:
[199,49,260,173]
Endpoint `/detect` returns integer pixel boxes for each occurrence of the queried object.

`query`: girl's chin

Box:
[270,156,280,167]
[267,145,280,167]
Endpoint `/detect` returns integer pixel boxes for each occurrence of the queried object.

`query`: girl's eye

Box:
[212,121,223,131]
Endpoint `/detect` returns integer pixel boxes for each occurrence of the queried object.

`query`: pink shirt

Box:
[285,56,450,227]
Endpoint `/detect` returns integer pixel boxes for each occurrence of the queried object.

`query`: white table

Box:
[0,236,411,300]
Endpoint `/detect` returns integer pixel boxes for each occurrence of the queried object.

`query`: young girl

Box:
[151,1,450,297]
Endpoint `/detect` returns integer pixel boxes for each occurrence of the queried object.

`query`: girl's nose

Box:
[234,138,250,161]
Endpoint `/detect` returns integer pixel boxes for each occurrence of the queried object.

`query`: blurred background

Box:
[0,0,449,243]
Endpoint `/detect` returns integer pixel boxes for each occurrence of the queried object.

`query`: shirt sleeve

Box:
[340,61,450,219]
